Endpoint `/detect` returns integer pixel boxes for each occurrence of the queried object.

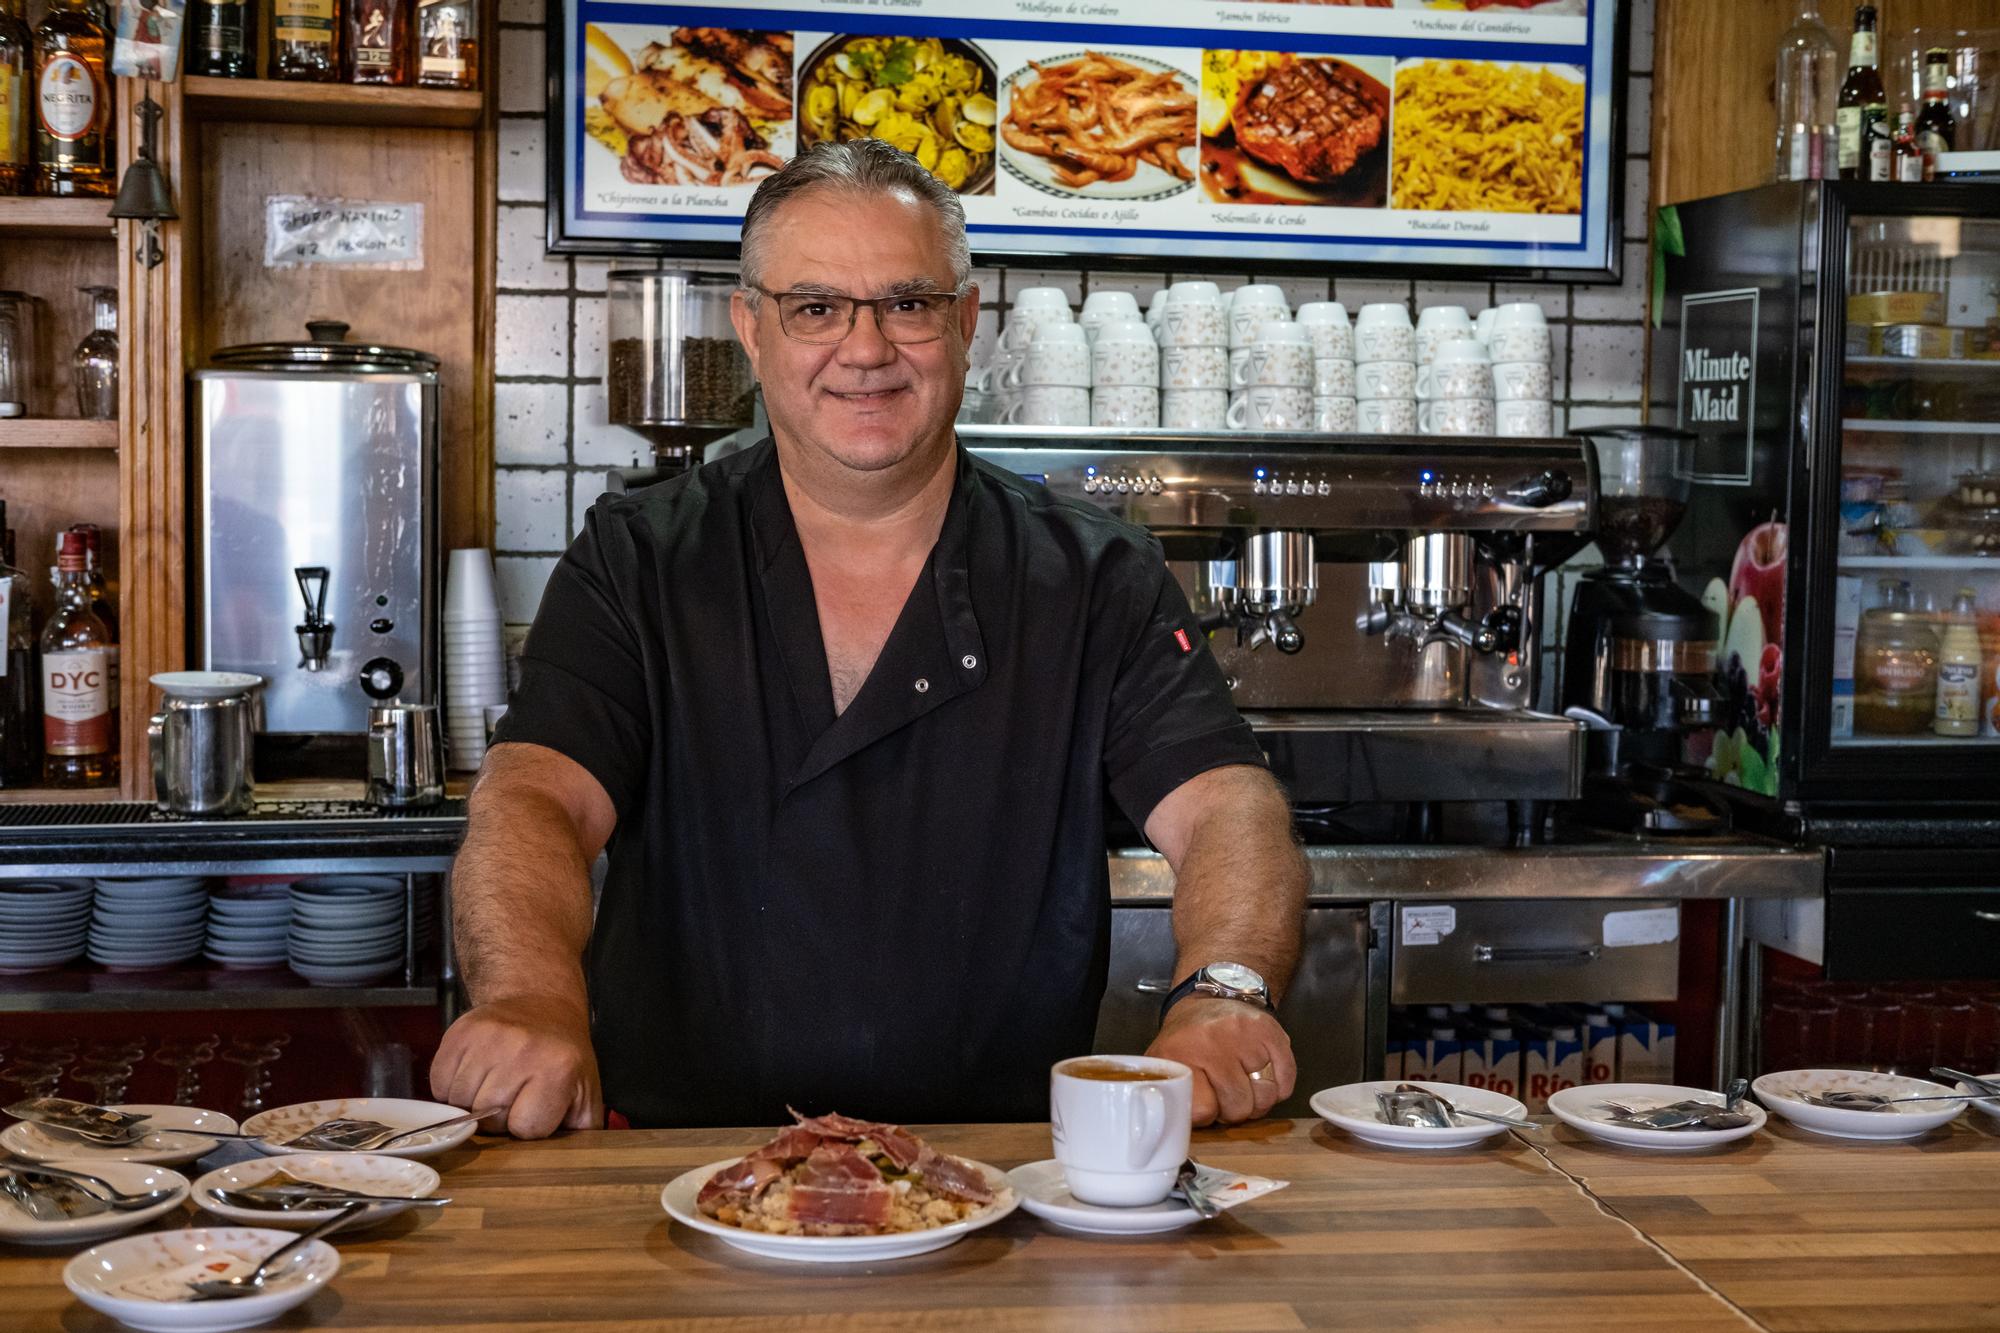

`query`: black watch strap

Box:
[1159,969,1274,1021]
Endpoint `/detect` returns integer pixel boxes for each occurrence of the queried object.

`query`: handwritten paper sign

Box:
[265,196,424,269]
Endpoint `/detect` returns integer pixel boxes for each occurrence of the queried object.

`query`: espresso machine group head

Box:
[961,427,1597,806]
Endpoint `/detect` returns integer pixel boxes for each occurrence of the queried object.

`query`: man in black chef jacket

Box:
[433,140,1308,1135]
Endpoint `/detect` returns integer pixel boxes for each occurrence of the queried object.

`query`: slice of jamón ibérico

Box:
[788,1143,894,1229]
[915,1145,994,1205]
[787,1108,923,1171]
[696,1154,785,1209]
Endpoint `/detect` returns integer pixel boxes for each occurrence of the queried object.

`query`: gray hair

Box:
[738,140,972,298]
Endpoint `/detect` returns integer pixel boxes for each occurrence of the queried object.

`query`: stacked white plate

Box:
[0,880,94,973]
[288,876,406,986]
[445,547,507,771]
[203,882,293,970]
[88,878,208,972]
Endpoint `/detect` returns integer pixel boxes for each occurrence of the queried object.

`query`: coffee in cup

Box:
[1050,1054,1192,1206]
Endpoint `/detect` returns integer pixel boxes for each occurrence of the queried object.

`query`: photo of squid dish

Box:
[1198,50,1392,208]
[798,35,998,195]
[586,25,795,188]
[998,51,1198,201]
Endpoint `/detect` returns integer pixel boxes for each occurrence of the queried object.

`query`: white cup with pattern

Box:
[1162,345,1230,390]
[1090,320,1160,388]
[1226,385,1314,431]
[1314,395,1357,433]
[1091,385,1160,428]
[1496,399,1555,436]
[1161,389,1228,429]
[1355,359,1418,399]
[1356,397,1418,434]
[1354,303,1416,363]
[1492,360,1554,400]
[1296,302,1352,361]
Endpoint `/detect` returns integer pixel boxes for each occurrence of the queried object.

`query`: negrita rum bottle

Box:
[41,528,116,787]
[32,0,112,197]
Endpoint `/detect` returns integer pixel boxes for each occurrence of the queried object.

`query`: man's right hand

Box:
[429,996,604,1140]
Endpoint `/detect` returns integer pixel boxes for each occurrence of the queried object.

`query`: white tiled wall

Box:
[489,0,1658,628]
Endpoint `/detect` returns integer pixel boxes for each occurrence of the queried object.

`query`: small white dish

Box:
[1547,1083,1767,1151]
[1960,1074,2000,1123]
[288,959,402,986]
[0,1160,189,1245]
[1006,1159,1199,1234]
[1311,1081,1526,1150]
[1,1105,238,1166]
[1753,1070,1966,1140]
[661,1157,1017,1263]
[242,1099,478,1160]
[149,671,263,700]
[64,1226,338,1332]
[193,1153,439,1228]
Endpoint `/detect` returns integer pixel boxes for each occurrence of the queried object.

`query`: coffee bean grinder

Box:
[1560,426,1728,834]
[604,270,758,480]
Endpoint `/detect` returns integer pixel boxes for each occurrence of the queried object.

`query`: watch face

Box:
[1207,962,1264,994]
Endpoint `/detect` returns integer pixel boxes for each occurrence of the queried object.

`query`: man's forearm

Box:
[1166,769,1307,999]
[453,778,597,1014]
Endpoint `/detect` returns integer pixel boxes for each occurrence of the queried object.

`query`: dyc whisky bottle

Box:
[40,528,116,788]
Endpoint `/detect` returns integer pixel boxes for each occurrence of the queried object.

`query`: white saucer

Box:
[150,671,263,700]
[1548,1083,1767,1150]
[1311,1080,1526,1150]
[193,1152,440,1228]
[0,1160,190,1245]
[1006,1159,1201,1234]
[1,1105,239,1166]
[65,1226,337,1331]
[242,1098,478,1159]
[1753,1070,1966,1140]
[1960,1074,2000,1124]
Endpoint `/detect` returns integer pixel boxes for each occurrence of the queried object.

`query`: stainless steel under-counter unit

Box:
[191,321,440,764]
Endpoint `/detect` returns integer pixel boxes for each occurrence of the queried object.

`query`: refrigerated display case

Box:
[1653,181,2000,814]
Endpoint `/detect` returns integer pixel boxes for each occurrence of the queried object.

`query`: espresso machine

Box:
[190,321,440,774]
[959,427,1597,817]
[1558,426,1725,833]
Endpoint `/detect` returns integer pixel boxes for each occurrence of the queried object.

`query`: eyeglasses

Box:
[751,286,962,345]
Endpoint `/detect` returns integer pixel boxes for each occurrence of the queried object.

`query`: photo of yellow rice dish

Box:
[1390,59,1584,214]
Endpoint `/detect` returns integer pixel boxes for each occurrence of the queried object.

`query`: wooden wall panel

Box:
[0,453,120,622]
[0,241,120,421]
[196,120,487,555]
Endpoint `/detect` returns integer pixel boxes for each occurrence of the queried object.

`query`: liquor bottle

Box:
[0,501,41,787]
[271,0,342,81]
[0,0,29,195]
[1913,47,1956,178]
[40,528,116,787]
[347,0,410,85]
[1891,105,1922,182]
[1836,5,1885,181]
[190,0,257,78]
[1774,2,1840,181]
[32,0,114,198]
[69,522,116,739]
[414,0,474,89]
[1934,588,1981,737]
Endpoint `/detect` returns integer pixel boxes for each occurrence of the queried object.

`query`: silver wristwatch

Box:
[1159,962,1273,1019]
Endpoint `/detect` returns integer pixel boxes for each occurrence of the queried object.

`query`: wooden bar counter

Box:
[3,1115,1996,1331]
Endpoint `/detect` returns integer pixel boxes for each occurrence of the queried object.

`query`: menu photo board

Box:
[548,0,1626,278]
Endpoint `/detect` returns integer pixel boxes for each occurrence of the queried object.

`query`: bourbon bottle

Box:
[41,529,116,787]
[32,0,113,198]
[347,0,410,84]
[271,0,342,81]
[414,0,474,89]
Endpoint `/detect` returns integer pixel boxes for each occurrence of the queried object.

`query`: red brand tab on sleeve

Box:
[1173,628,1192,653]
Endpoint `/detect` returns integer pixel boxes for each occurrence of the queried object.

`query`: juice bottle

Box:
[1933,588,1981,737]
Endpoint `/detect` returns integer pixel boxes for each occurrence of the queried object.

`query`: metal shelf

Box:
[1830,734,2000,749]
[1846,356,1999,374]
[1842,419,2000,433]
[0,962,441,1013]
[1838,555,1999,570]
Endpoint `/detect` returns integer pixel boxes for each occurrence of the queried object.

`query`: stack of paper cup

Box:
[1353,303,1417,435]
[1298,302,1354,433]
[1488,303,1555,438]
[445,548,506,771]
[1418,337,1495,436]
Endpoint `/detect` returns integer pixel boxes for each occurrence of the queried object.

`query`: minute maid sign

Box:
[1676,287,1759,485]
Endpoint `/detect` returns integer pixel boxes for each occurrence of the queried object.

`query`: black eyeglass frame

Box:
[746,285,968,345]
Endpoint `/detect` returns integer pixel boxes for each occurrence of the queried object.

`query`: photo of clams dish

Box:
[999,51,1199,201]
[799,35,998,195]
[1199,51,1392,208]
[586,25,795,188]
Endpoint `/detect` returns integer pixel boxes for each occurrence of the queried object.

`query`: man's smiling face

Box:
[731,187,979,476]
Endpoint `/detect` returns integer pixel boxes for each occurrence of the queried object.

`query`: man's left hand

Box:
[1144,998,1296,1126]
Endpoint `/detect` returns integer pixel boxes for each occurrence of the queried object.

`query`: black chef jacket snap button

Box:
[961,655,978,669]
[914,678,930,693]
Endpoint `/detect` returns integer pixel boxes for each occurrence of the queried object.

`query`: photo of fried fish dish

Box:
[589,25,794,188]
[696,1110,1002,1236]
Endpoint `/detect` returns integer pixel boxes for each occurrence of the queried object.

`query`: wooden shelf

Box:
[0,419,120,450]
[0,785,124,805]
[0,196,115,238]
[0,962,441,1012]
[185,76,483,129]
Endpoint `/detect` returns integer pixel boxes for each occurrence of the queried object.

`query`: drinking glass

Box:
[0,291,30,418]
[72,286,118,420]
[74,1059,137,1107]
[223,1034,291,1115]
[153,1034,219,1107]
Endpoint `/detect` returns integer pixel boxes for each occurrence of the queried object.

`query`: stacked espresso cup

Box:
[1300,302,1355,433]
[1486,302,1555,437]
[1353,303,1418,435]
[1157,281,1231,430]
[1415,306,1493,437]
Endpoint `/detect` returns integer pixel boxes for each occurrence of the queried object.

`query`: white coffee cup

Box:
[1159,291,1229,348]
[1357,397,1418,434]
[1005,292,1075,353]
[1420,397,1496,435]
[1496,398,1555,436]
[1354,359,1417,399]
[1417,338,1494,401]
[1492,360,1554,400]
[1313,356,1354,397]
[1091,319,1159,387]
[1144,289,1171,330]
[1050,1055,1194,1207]
[1161,388,1228,429]
[1415,305,1475,365]
[1242,321,1313,388]
[1314,395,1357,432]
[1353,303,1416,363]
[1487,302,1551,364]
[1228,284,1291,348]
[1092,385,1159,427]
[1005,383,1090,427]
[1161,345,1229,390]
[1474,307,1498,347]
[1080,290,1144,343]
[1296,302,1352,361]
[1227,384,1314,431]
[1020,322,1091,387]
